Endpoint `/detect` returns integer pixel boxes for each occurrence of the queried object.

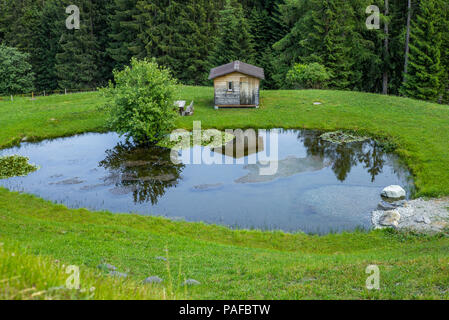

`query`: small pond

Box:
[0,130,414,234]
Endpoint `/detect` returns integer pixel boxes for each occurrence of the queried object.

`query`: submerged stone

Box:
[235,156,326,184]
[297,185,380,220]
[51,177,85,185]
[109,186,136,195]
[193,183,224,191]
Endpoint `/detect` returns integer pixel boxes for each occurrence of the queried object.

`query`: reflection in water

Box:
[298,131,386,182]
[213,131,264,158]
[99,142,184,205]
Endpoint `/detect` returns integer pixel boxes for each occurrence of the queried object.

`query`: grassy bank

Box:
[1,87,449,299]
[0,242,180,300]
[1,189,449,299]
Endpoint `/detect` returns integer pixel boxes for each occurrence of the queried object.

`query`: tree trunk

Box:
[403,0,412,83]
[383,0,389,95]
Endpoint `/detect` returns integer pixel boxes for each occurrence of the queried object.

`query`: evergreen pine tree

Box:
[400,0,444,101]
[107,0,143,71]
[175,0,218,84]
[91,0,115,86]
[323,0,356,90]
[55,1,100,90]
[208,0,255,67]
[439,1,449,103]
[249,7,273,88]
[32,0,65,91]
[274,0,360,90]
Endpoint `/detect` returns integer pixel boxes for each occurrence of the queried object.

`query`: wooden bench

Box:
[174,100,194,116]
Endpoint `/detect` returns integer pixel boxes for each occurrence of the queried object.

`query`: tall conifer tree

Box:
[400,0,444,101]
[55,0,101,90]
[208,0,255,67]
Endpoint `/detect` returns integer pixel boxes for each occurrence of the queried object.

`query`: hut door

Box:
[240,77,251,105]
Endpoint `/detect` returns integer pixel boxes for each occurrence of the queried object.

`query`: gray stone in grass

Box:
[144,276,163,284]
[109,271,128,278]
[183,279,201,286]
[97,263,117,271]
[155,256,168,262]
[300,277,317,283]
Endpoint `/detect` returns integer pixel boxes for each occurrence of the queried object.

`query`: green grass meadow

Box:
[0,87,449,299]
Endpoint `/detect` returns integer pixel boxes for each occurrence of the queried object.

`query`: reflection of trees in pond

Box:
[99,142,184,205]
[297,131,386,182]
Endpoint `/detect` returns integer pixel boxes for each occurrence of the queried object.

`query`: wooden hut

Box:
[208,61,264,109]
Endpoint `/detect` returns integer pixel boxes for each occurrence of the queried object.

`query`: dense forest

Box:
[0,0,448,103]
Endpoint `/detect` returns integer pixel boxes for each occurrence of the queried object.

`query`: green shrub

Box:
[101,58,178,145]
[0,45,35,95]
[287,63,330,89]
[0,155,38,179]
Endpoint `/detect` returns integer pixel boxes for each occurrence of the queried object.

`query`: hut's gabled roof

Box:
[208,61,265,80]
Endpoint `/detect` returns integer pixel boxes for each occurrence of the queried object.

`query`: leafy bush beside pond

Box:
[0,155,38,179]
[100,58,178,145]
[286,63,331,89]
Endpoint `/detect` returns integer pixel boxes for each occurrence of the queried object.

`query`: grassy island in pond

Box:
[0,87,449,299]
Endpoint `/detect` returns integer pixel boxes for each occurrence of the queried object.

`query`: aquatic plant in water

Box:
[0,155,39,179]
[320,131,369,144]
[157,131,235,150]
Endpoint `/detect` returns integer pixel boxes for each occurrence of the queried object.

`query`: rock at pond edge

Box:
[381,185,406,199]
[372,210,401,229]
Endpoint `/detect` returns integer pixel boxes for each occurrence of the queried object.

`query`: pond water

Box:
[0,130,414,234]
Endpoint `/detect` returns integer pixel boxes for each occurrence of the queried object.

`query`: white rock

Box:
[381,185,406,199]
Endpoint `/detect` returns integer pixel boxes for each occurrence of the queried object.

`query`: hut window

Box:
[227,81,233,92]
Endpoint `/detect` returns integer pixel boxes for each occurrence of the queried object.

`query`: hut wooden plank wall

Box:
[208,61,264,109]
